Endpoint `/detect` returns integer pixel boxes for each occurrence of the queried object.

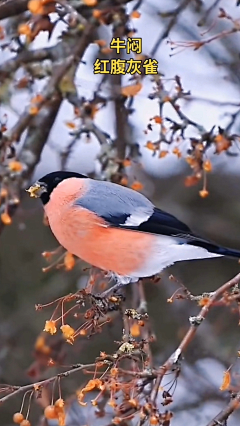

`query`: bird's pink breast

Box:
[44,179,153,276]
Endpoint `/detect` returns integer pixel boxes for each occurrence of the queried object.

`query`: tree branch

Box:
[206,392,240,426]
[0,45,63,82]
[151,0,192,56]
[0,0,135,21]
[0,363,95,404]
[0,0,28,20]
[0,95,62,233]
[151,272,240,403]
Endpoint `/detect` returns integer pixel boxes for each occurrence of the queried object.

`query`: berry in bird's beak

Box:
[26,182,47,198]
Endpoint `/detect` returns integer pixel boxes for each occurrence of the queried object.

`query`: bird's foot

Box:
[97,273,135,299]
[98,281,125,299]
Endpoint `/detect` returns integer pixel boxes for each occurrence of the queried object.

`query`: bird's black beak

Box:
[26,181,47,198]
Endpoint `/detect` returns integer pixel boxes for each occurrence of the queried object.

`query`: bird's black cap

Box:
[27,171,87,205]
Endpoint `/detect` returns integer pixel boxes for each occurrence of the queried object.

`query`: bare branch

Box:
[0,363,95,404]
[0,94,62,233]
[206,392,240,426]
[0,0,28,20]
[151,0,192,56]
[0,45,63,82]
[151,272,240,403]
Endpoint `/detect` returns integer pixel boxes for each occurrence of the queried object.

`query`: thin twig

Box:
[0,363,95,404]
[206,392,240,426]
[151,272,240,403]
[151,0,192,56]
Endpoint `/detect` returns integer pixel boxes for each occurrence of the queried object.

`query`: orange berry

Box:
[159,150,168,158]
[203,160,212,172]
[172,147,181,158]
[44,405,58,419]
[31,94,44,103]
[0,188,8,198]
[55,398,64,408]
[198,297,210,306]
[65,121,77,129]
[199,189,209,198]
[1,212,12,225]
[110,367,119,377]
[8,161,23,172]
[131,10,141,19]
[43,320,57,335]
[83,0,98,5]
[150,415,159,425]
[34,335,45,350]
[185,156,195,166]
[131,180,143,191]
[145,141,156,151]
[163,96,171,103]
[196,143,204,152]
[108,399,117,408]
[18,23,32,36]
[42,251,53,259]
[64,252,75,271]
[120,176,128,186]
[122,158,131,167]
[28,0,43,14]
[113,417,123,425]
[121,83,142,97]
[13,413,24,424]
[20,420,31,426]
[60,324,75,343]
[93,9,102,19]
[29,105,39,115]
[184,175,200,187]
[152,115,162,124]
[34,335,50,354]
[129,398,138,407]
[0,26,5,40]
[130,322,141,337]
[28,0,56,14]
[57,412,66,426]
[214,134,231,152]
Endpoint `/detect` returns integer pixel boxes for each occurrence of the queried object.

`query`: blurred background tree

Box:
[0,0,240,425]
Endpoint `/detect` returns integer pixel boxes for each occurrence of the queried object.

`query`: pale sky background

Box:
[1,0,240,180]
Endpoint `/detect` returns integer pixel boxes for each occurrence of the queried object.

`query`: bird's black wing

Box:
[124,208,240,258]
[122,207,193,237]
[75,180,240,258]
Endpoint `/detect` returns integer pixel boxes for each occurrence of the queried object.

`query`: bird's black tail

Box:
[214,246,240,259]
[188,239,240,259]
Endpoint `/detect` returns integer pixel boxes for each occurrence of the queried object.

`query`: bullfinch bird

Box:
[27,171,240,294]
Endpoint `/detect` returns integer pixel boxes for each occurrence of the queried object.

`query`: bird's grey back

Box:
[74,179,154,225]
